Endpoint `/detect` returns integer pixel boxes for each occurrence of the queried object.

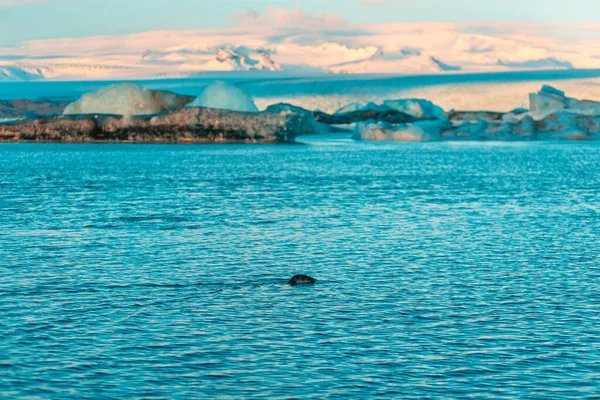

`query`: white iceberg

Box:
[353,119,450,142]
[187,81,259,113]
[527,85,600,120]
[63,83,192,116]
[528,85,571,119]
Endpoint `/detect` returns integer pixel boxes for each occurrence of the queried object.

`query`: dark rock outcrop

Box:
[0,107,306,143]
[265,102,419,127]
[331,109,419,124]
[447,111,505,122]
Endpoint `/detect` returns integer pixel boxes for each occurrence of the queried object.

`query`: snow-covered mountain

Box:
[451,34,574,70]
[0,63,136,81]
[2,16,600,81]
[213,48,283,72]
[141,46,283,73]
[0,65,49,81]
[328,48,461,74]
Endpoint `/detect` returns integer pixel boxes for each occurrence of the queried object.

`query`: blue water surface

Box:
[1,139,600,398]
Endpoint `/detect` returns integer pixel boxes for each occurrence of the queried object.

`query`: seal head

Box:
[289,275,317,286]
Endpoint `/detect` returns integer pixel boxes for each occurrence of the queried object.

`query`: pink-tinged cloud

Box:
[231,7,346,28]
[361,0,394,6]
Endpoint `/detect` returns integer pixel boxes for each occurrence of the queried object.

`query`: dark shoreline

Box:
[0,107,306,144]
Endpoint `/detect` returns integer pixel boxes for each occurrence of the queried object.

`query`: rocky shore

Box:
[0,107,305,143]
[0,99,69,119]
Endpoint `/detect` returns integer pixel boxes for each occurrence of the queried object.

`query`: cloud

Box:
[231,7,346,28]
[361,0,394,6]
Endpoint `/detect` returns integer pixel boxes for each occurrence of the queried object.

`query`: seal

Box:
[289,275,317,286]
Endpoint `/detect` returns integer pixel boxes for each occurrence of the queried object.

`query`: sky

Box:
[0,0,599,47]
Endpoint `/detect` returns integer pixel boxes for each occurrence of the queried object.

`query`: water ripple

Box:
[2,142,600,398]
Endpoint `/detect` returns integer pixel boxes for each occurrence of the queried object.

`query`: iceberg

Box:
[265,102,418,130]
[537,111,600,140]
[351,85,600,142]
[335,99,444,120]
[528,85,570,119]
[264,103,330,134]
[334,102,365,115]
[528,85,600,120]
[353,119,450,142]
[383,99,445,119]
[187,81,258,113]
[63,83,193,116]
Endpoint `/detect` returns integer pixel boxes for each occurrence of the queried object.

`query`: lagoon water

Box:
[2,138,600,398]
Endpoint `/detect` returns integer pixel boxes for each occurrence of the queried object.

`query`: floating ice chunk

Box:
[63,83,192,116]
[529,90,566,118]
[502,113,521,124]
[334,102,389,115]
[567,100,600,117]
[513,116,537,138]
[335,102,365,115]
[449,120,517,140]
[264,103,330,134]
[187,81,258,113]
[511,107,529,114]
[362,102,389,112]
[382,99,444,119]
[537,111,600,140]
[353,119,449,142]
[335,99,442,119]
[540,85,566,98]
[448,111,504,122]
[528,85,600,120]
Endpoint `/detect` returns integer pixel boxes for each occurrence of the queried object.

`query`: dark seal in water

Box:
[289,275,317,286]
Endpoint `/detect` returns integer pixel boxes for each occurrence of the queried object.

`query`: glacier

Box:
[186,81,259,113]
[142,46,283,73]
